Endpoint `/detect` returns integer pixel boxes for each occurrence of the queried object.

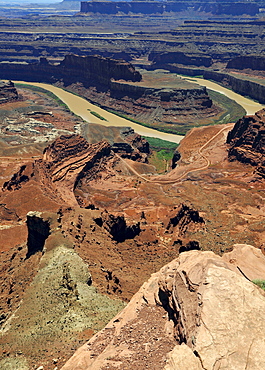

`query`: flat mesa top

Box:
[116,69,200,90]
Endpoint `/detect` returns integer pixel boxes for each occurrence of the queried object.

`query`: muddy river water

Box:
[183,76,264,116]
[16,79,264,144]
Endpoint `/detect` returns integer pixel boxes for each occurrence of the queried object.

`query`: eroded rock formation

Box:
[227,109,265,178]
[80,0,259,16]
[61,244,265,370]
[0,80,18,104]
[0,55,216,129]
[227,55,265,71]
[2,135,112,205]
[149,51,212,68]
[0,54,141,87]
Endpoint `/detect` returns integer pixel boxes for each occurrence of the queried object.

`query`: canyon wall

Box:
[0,55,215,130]
[150,62,265,104]
[0,54,141,87]
[149,51,212,68]
[227,55,265,71]
[204,70,265,104]
[227,109,265,178]
[80,1,259,16]
[0,80,18,103]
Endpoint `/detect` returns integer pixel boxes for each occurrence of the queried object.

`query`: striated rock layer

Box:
[61,244,265,370]
[227,55,265,71]
[227,109,265,178]
[0,55,216,129]
[0,54,141,87]
[0,80,18,104]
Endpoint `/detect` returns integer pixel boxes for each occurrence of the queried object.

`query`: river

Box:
[181,76,264,115]
[15,79,264,144]
[15,81,183,144]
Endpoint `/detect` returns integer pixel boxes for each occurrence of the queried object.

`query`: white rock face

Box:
[61,245,265,370]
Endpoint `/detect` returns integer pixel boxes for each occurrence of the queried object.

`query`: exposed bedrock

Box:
[204,69,265,104]
[149,63,265,105]
[2,133,150,206]
[166,203,205,236]
[61,244,265,370]
[227,109,265,178]
[26,211,51,258]
[0,56,214,126]
[82,81,213,125]
[0,80,18,104]
[227,55,265,71]
[0,54,141,87]
[95,210,141,242]
[80,0,259,16]
[149,51,212,68]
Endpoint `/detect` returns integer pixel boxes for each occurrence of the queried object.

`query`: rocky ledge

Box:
[0,54,142,87]
[61,244,265,370]
[2,133,150,205]
[0,80,18,104]
[227,109,265,178]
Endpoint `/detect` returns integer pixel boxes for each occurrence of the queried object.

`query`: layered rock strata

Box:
[149,51,212,68]
[0,80,18,104]
[0,55,214,128]
[2,133,150,205]
[3,135,112,205]
[61,244,265,370]
[0,54,141,87]
[227,109,265,178]
[227,55,265,71]
[80,1,259,16]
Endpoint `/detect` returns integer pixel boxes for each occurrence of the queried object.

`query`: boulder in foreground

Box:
[62,244,265,370]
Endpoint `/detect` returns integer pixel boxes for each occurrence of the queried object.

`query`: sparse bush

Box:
[90,111,108,121]
[252,279,265,291]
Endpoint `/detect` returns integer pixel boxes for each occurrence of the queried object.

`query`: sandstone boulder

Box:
[61,244,265,370]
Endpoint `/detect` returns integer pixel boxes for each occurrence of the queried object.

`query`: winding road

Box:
[11,77,264,183]
[116,123,234,184]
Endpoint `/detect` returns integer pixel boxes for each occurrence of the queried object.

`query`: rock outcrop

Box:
[2,135,112,205]
[149,51,212,68]
[0,54,141,87]
[0,55,215,129]
[203,69,265,104]
[227,109,265,178]
[227,55,265,71]
[80,0,259,16]
[112,127,150,163]
[95,210,141,242]
[0,80,18,104]
[166,203,205,236]
[61,244,265,370]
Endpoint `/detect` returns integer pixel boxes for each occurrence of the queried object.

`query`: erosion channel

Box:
[14,77,264,144]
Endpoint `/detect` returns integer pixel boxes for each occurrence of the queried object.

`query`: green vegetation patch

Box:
[144,136,178,174]
[207,89,246,125]
[15,83,70,111]
[252,279,265,291]
[143,136,178,151]
[89,110,108,121]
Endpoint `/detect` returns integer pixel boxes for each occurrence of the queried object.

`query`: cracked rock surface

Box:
[62,244,265,370]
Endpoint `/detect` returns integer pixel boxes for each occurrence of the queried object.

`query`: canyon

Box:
[0,84,265,367]
[0,3,264,370]
[0,56,222,134]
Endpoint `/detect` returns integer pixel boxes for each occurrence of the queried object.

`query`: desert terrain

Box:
[0,1,264,369]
